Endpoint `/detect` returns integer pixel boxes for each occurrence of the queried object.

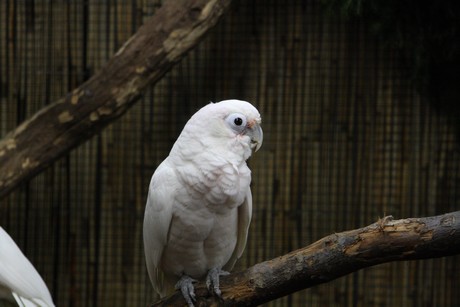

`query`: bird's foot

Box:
[175,275,197,307]
[206,267,230,298]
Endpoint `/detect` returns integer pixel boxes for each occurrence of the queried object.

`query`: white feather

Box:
[143,99,262,297]
[0,227,55,307]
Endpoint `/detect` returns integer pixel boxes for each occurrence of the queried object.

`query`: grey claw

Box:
[175,275,197,307]
[206,267,229,298]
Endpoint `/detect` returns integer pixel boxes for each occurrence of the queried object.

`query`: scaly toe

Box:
[206,267,229,298]
[175,275,197,307]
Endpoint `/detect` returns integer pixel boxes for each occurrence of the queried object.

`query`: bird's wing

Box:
[12,292,52,307]
[143,160,176,297]
[0,227,55,307]
[224,188,253,271]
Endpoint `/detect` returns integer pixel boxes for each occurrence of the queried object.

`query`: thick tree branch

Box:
[0,0,232,199]
[152,211,460,306]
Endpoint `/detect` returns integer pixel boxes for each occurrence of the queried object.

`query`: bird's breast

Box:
[176,155,251,210]
[161,202,239,278]
[161,155,251,277]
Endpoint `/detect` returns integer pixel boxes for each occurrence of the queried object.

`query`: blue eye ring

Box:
[226,113,247,132]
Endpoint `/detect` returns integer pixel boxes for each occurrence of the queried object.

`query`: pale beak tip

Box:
[250,124,263,152]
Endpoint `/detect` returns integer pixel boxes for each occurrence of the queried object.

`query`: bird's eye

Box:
[234,117,243,126]
[226,113,247,132]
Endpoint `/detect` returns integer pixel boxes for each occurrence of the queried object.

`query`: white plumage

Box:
[143,99,262,305]
[0,227,55,307]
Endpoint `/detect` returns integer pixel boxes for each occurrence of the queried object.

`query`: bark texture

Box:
[151,211,460,306]
[0,0,232,199]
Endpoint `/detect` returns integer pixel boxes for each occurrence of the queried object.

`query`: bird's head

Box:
[177,99,263,161]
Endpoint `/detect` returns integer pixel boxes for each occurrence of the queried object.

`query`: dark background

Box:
[1,0,459,306]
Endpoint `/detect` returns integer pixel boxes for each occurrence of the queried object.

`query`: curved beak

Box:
[248,123,263,152]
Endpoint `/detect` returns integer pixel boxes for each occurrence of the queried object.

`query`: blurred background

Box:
[1,0,459,306]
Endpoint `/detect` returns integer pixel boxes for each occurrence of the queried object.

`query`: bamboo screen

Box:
[1,0,459,306]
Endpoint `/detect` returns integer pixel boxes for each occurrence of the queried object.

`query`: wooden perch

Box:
[152,211,460,306]
[0,0,232,199]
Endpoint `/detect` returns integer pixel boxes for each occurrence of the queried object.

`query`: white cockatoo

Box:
[0,227,55,307]
[143,99,263,306]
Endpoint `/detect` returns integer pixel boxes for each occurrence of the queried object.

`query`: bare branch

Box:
[152,211,460,306]
[0,0,232,199]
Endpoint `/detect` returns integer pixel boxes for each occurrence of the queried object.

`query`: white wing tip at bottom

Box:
[12,292,55,307]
